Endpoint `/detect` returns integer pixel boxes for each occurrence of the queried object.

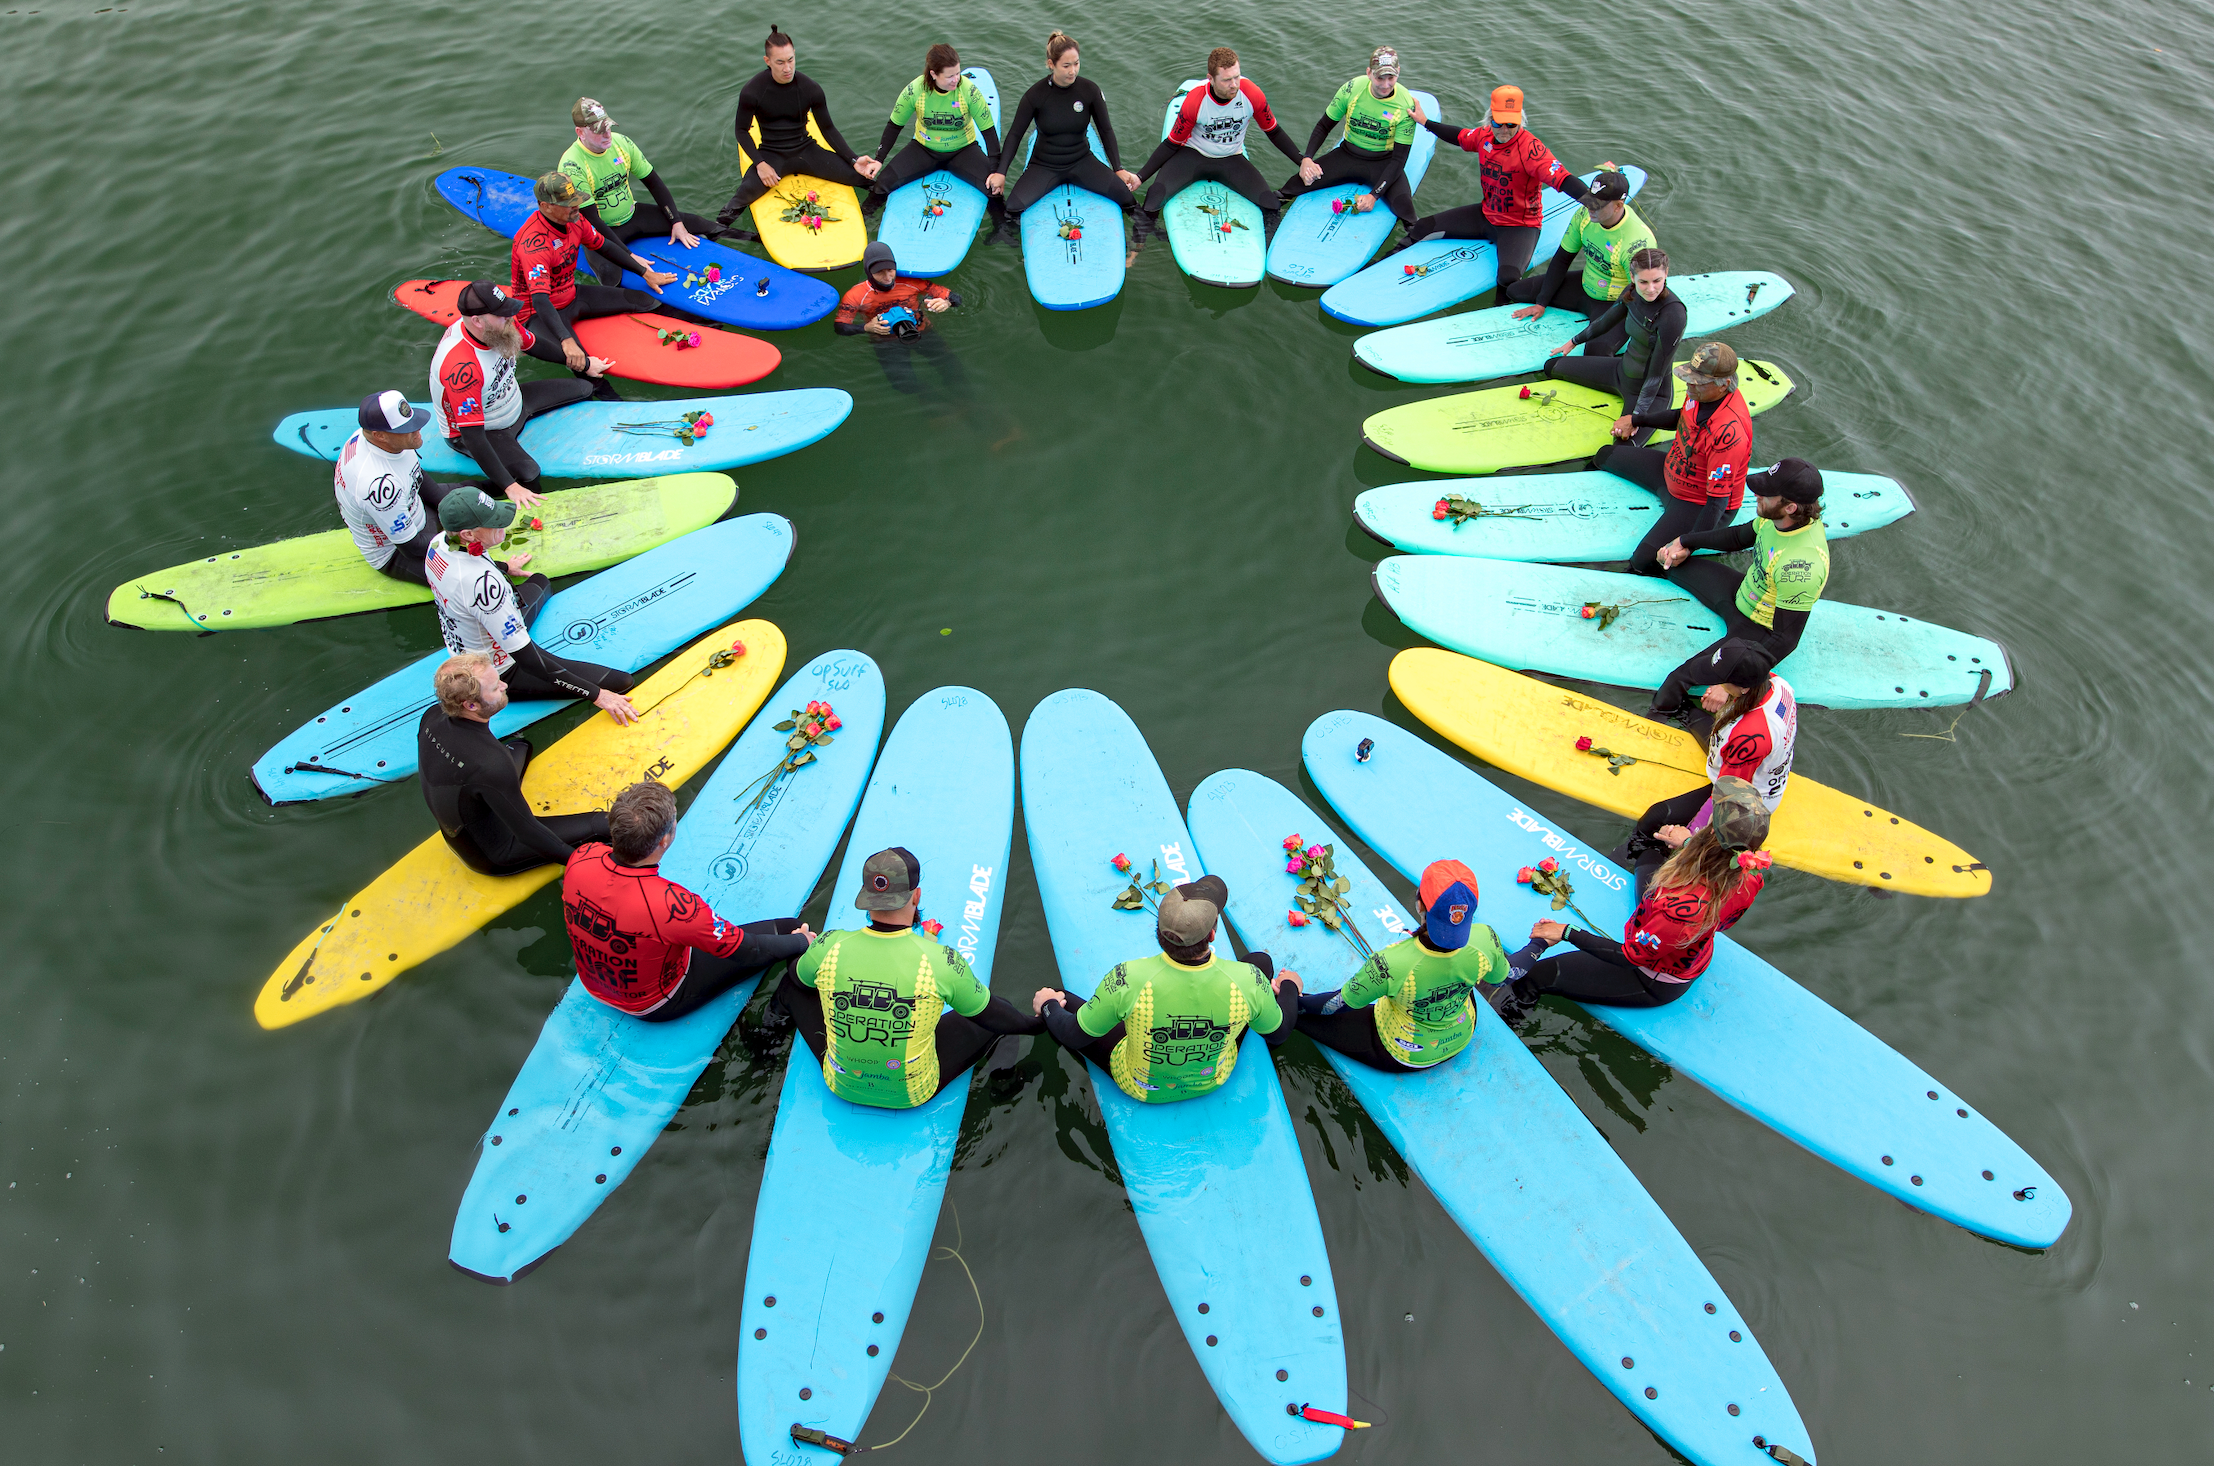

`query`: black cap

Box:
[1700,638,1775,691]
[1586,170,1631,203]
[455,279,523,318]
[1754,458,1824,504]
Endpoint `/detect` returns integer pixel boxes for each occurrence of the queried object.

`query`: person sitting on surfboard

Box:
[334,389,517,586]
[1130,47,1311,247]
[511,172,679,397]
[860,44,1004,228]
[1031,876,1302,1104]
[987,32,1144,242]
[1541,246,1685,437]
[1593,341,1755,577]
[418,654,608,876]
[564,780,818,1022]
[1493,777,1771,1021]
[1502,171,1653,350]
[765,847,1043,1108]
[1619,640,1798,874]
[833,241,967,396]
[559,96,719,288]
[1273,47,1422,229]
[1392,84,1598,294]
[715,26,882,233]
[1295,859,1506,1073]
[428,280,596,512]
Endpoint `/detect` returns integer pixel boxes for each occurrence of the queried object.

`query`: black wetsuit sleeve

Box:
[1304,114,1336,157]
[1237,951,1297,1049]
[641,170,680,219]
[455,426,517,489]
[1531,246,1575,309]
[479,776,579,868]
[979,123,1001,160]
[877,118,904,157]
[531,291,575,344]
[1420,117,1466,145]
[808,83,858,159]
[1631,402,1684,431]
[1136,137,1178,182]
[1573,298,1631,346]
[1563,924,1621,959]
[1679,521,1758,554]
[592,234,650,277]
[1765,608,1809,659]
[1504,936,1549,980]
[997,87,1037,173]
[974,994,1047,1036]
[743,931,812,963]
[735,83,764,150]
[1040,998,1088,1049]
[1631,299,1688,418]
[508,638,608,701]
[1088,81,1121,169]
[1262,122,1306,164]
[1556,172,1594,203]
[1372,140,1412,193]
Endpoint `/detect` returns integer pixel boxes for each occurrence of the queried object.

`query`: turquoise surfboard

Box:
[1020,689,1348,1464]
[1264,89,1439,287]
[1187,767,1814,1466]
[1017,126,1124,310]
[447,650,885,1284]
[1303,710,2071,1250]
[873,68,1002,278]
[736,686,1014,1461]
[1153,80,1268,288]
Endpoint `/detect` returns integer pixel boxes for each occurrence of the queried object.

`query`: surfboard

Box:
[1153,80,1267,289]
[1352,469,1914,562]
[1363,360,1795,475]
[1303,710,2070,1249]
[1018,125,1125,311]
[448,650,885,1285]
[255,622,785,1030]
[106,473,735,634]
[430,166,838,330]
[1389,648,1990,897]
[1355,270,1795,383]
[736,686,1013,1462]
[1020,688,1347,1465]
[1186,768,1815,1466]
[250,513,795,804]
[389,279,779,390]
[1264,89,1439,288]
[736,117,868,270]
[273,389,852,480]
[1372,554,2013,711]
[1319,166,1649,327]
[873,68,1002,278]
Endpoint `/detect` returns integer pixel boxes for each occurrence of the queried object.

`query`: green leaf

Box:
[1319,909,1342,929]
[1332,877,1351,896]
[1550,892,1567,911]
[1112,890,1143,910]
[815,734,835,745]
[773,720,796,732]
[794,750,817,767]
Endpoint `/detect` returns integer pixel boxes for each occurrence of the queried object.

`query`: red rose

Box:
[1575,736,1593,752]
[1518,386,1532,399]
[1538,857,1559,874]
[1516,867,1536,883]
[529,518,544,531]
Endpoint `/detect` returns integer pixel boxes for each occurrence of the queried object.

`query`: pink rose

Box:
[1287,911,1309,927]
[1575,736,1593,752]
[1286,860,1303,874]
[825,716,841,731]
[1282,834,1303,851]
[1516,867,1536,884]
[1112,853,1132,872]
[805,191,819,203]
[1305,845,1323,859]
[1538,857,1559,874]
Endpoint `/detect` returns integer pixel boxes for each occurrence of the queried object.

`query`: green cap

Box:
[1157,875,1228,948]
[1674,341,1740,387]
[437,487,517,534]
[535,171,585,207]
[854,847,920,911]
[1708,776,1770,852]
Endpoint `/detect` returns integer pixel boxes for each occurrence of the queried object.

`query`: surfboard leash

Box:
[1899,666,1994,744]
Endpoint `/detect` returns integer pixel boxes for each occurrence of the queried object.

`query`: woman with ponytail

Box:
[989,32,1143,236]
[716,24,880,230]
[862,44,1004,223]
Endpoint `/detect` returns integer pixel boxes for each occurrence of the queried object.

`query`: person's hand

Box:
[1655,538,1690,569]
[561,338,589,371]
[669,221,699,248]
[985,172,1006,195]
[1115,168,1142,192]
[855,155,881,180]
[641,267,678,292]
[1298,156,1322,184]
[1530,919,1568,944]
[595,687,640,725]
[922,295,949,313]
[795,923,817,943]
[1353,191,1376,213]
[1548,341,1575,359]
[1031,986,1068,1016]
[1656,824,1692,848]
[1610,413,1635,440]
[504,484,545,511]
[584,354,615,379]
[864,316,891,336]
[1273,968,1303,994]
[1511,303,1546,320]
[755,160,780,188]
[1409,96,1428,125]
[500,552,533,575]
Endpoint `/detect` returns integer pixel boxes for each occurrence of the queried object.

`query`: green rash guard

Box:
[1339,926,1503,1067]
[558,133,652,227]
[890,73,992,152]
[1079,952,1283,1104]
[799,925,992,1109]
[1736,516,1831,628]
[1557,201,1656,301]
[1324,76,1419,154]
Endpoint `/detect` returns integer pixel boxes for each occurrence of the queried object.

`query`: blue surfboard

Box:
[1020,689,1347,1465]
[736,687,1014,1461]
[1187,769,1814,1466]
[872,68,1001,279]
[1153,80,1268,288]
[431,165,838,330]
[251,515,794,804]
[1264,89,1439,288]
[1319,166,1648,327]
[1303,711,2071,1249]
[273,389,852,480]
[1017,127,1125,311]
[448,651,885,1284]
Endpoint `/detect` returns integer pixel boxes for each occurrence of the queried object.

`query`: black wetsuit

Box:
[719,69,870,222]
[452,378,596,498]
[1039,951,1298,1070]
[645,919,812,1024]
[1647,497,1814,714]
[417,709,609,877]
[579,168,718,286]
[1504,234,1627,348]
[1543,286,1687,421]
[998,75,1133,216]
[1277,106,1417,224]
[517,228,662,399]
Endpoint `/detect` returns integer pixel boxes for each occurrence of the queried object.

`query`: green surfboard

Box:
[106,472,736,632]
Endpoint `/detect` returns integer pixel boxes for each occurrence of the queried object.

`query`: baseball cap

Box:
[1753,458,1824,504]
[1698,637,1775,692]
[854,846,921,911]
[1157,875,1228,949]
[1417,859,1479,950]
[358,389,430,434]
[571,97,613,131]
[1674,340,1740,386]
[1489,85,1525,124]
[535,171,585,207]
[1368,46,1400,76]
[437,487,518,534]
[455,279,523,318]
[1585,169,1632,203]
[1708,776,1770,853]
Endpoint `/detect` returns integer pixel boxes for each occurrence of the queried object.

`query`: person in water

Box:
[1619,639,1798,870]
[1032,876,1301,1104]
[1503,171,1653,350]
[768,848,1043,1108]
[421,487,637,722]
[862,44,1004,228]
[1275,46,1423,228]
[427,280,594,512]
[565,780,817,1021]
[1395,84,1596,293]
[417,654,607,876]
[511,172,678,396]
[1131,46,1310,246]
[1542,247,1685,437]
[1494,777,1772,1020]
[834,240,967,397]
[1296,859,1506,1073]
[333,389,517,585]
[1593,341,1755,577]
[988,32,1144,241]
[558,96,718,288]
[717,26,881,230]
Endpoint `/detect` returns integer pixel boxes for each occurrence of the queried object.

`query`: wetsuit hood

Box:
[862,240,898,281]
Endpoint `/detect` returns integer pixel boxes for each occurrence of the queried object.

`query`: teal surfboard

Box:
[736,686,1014,1461]
[1372,554,2013,710]
[1354,470,1915,561]
[1264,89,1439,288]
[1303,710,2071,1249]
[1018,126,1124,310]
[447,650,885,1284]
[1020,689,1347,1464]
[873,68,1002,279]
[1187,768,1814,1466]
[1153,80,1267,288]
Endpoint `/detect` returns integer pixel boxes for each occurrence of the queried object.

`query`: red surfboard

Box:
[391,279,781,390]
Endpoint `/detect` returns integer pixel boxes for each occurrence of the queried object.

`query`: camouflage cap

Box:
[571,97,613,131]
[535,170,585,207]
[1157,875,1228,949]
[855,847,920,911]
[1674,341,1740,387]
[1708,776,1770,853]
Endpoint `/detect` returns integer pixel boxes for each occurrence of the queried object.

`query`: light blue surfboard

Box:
[1371,554,2013,710]
[1354,268,1793,383]
[1264,89,1439,288]
[1320,166,1648,326]
[1354,469,1915,561]
[1303,711,2071,1250]
[1154,80,1268,288]
[273,388,852,480]
[736,686,1014,1461]
[1018,125,1125,310]
[873,68,1002,279]
[1020,689,1347,1464]
[251,514,795,804]
[447,651,885,1284]
[1187,768,1813,1466]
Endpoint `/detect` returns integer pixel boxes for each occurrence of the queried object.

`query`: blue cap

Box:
[1423,879,1477,950]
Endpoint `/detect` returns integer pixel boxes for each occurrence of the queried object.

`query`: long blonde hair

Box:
[1650,829,1756,937]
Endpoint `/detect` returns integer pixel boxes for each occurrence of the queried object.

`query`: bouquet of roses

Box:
[1281,833,1376,961]
[731,699,840,813]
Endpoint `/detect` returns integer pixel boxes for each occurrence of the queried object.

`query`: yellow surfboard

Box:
[1388,647,1991,898]
[255,620,787,1029]
[737,118,867,270]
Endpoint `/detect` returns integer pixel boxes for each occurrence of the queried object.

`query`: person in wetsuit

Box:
[861,43,1004,227]
[512,172,678,396]
[1275,46,1423,227]
[418,654,610,876]
[1032,876,1301,1104]
[767,848,1043,1108]
[1396,84,1595,291]
[1296,860,1506,1073]
[717,26,881,230]
[333,389,524,586]
[834,240,967,397]
[988,32,1144,239]
[1594,341,1756,577]
[1131,46,1310,246]
[1541,247,1685,438]
[427,280,592,512]
[564,781,817,1022]
[1502,171,1653,350]
[1618,639,1799,871]
[559,96,719,287]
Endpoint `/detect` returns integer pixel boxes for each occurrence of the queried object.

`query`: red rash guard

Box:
[1621,870,1764,981]
[834,275,953,332]
[1435,124,1574,227]
[509,212,604,325]
[1660,389,1753,509]
[561,843,747,1014]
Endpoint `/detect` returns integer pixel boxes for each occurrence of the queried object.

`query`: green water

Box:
[9,1,2212,1461]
